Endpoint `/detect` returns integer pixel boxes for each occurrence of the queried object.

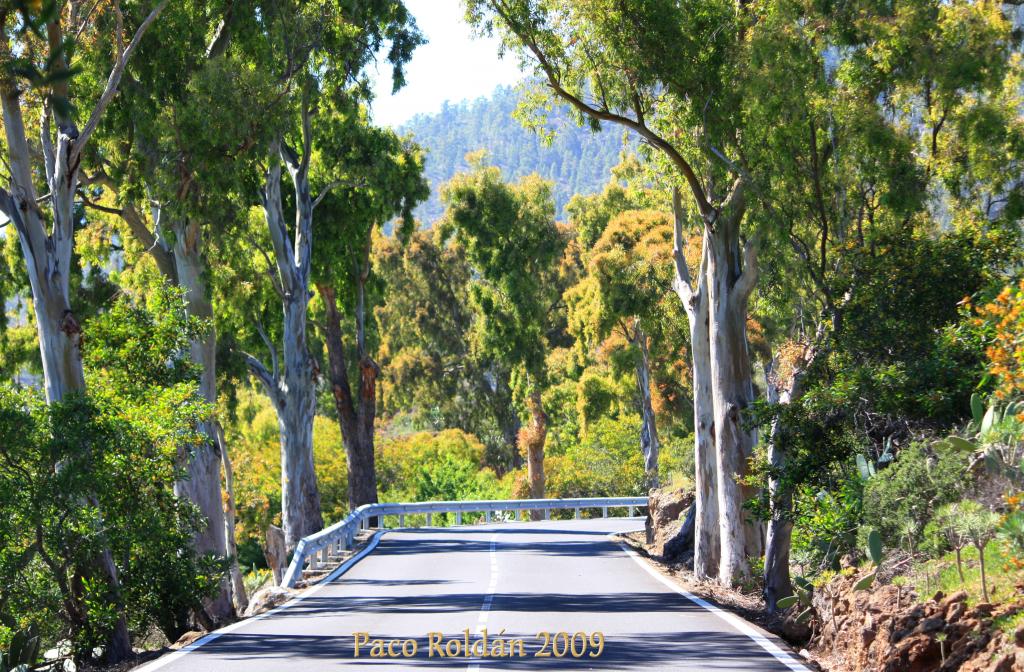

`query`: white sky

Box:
[369,0,525,128]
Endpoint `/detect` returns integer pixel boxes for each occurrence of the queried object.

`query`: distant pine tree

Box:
[400,85,630,225]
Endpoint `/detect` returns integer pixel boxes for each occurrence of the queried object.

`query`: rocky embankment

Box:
[797,568,1024,671]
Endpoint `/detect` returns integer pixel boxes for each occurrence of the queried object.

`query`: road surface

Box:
[138,518,808,671]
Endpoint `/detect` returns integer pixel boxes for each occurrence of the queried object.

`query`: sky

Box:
[369,0,526,129]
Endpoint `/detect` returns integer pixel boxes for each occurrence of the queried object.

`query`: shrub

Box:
[0,286,226,661]
[862,440,973,550]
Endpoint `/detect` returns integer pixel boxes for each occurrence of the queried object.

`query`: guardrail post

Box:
[574,508,581,520]
[456,511,462,526]
[426,513,432,527]
[320,547,330,566]
[399,513,405,527]
[602,506,608,518]
[629,506,635,517]
[485,510,492,523]
[544,509,550,520]
[516,509,522,522]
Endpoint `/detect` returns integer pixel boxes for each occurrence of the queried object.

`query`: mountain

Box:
[399,85,630,225]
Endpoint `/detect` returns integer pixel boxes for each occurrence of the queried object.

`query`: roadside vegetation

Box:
[0,0,1022,670]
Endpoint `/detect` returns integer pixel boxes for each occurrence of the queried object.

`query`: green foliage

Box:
[439,156,565,392]
[790,476,865,573]
[545,415,651,499]
[0,287,225,660]
[862,441,973,552]
[376,429,511,523]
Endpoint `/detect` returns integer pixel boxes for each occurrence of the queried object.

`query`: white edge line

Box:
[133,530,388,672]
[612,535,809,672]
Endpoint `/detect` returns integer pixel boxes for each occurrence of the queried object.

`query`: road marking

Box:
[613,536,810,672]
[132,530,387,672]
[468,531,500,670]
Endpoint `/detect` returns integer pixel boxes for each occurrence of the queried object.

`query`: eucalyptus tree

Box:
[742,0,1023,610]
[439,156,565,504]
[310,110,428,512]
[467,0,761,584]
[566,210,685,488]
[373,230,523,470]
[0,0,165,658]
[234,0,421,552]
[82,0,272,617]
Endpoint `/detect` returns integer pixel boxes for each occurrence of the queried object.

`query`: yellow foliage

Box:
[975,280,1024,399]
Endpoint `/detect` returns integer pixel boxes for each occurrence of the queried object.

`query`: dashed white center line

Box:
[468,532,500,670]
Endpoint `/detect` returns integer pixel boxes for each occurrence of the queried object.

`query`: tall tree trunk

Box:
[671,192,719,581]
[276,282,323,552]
[245,134,323,554]
[1,79,135,665]
[523,389,547,518]
[763,346,817,611]
[170,219,234,620]
[317,283,379,513]
[631,322,660,489]
[215,423,248,613]
[704,184,759,587]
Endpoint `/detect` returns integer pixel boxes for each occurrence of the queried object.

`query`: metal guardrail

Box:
[281,496,649,588]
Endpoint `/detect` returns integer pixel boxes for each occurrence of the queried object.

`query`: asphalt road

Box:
[137,518,809,671]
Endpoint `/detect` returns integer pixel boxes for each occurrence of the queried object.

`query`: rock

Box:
[172,630,208,649]
[244,585,295,617]
[780,611,812,644]
[1015,626,1024,647]
[644,486,694,558]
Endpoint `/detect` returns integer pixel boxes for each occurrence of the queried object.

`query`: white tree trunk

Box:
[671,192,719,581]
[170,219,235,619]
[632,322,660,489]
[246,135,323,554]
[0,6,164,658]
[275,289,323,552]
[704,185,760,587]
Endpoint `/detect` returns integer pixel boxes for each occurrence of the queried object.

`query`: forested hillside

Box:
[400,85,628,223]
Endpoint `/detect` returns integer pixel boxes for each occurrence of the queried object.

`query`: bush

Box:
[377,428,510,503]
[0,286,226,661]
[791,474,864,573]
[862,440,973,551]
[545,415,648,498]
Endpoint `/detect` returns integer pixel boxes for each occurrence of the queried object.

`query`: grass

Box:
[994,609,1024,635]
[911,541,1024,606]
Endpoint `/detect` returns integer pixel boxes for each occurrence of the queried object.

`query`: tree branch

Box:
[493,3,713,218]
[671,187,695,306]
[241,351,277,400]
[73,0,168,162]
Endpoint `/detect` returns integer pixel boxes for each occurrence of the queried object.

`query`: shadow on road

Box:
[374,538,627,558]
[278,590,704,616]
[192,630,792,670]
